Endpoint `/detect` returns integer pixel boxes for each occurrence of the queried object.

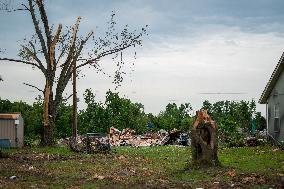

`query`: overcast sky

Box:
[1,0,284,115]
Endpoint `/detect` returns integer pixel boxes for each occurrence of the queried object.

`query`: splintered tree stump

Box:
[190,110,219,166]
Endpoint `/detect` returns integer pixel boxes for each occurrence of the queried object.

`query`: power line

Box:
[199,92,247,95]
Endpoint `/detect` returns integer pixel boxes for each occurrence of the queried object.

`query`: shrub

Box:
[218,117,245,147]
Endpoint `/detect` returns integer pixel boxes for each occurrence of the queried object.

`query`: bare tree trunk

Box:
[42,81,56,146]
[190,110,219,166]
[42,117,55,146]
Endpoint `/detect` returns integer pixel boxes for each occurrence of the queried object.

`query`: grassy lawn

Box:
[0,146,283,188]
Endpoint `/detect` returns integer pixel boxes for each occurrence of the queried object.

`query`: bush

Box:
[24,135,41,147]
[218,117,245,147]
[227,133,245,147]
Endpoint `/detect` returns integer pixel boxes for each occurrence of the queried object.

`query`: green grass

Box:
[0,145,283,188]
[219,146,284,173]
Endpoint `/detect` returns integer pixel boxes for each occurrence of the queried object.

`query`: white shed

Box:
[0,113,24,148]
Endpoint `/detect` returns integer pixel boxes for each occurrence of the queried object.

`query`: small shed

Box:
[0,113,24,148]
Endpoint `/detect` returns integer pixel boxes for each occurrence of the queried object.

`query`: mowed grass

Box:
[0,145,283,188]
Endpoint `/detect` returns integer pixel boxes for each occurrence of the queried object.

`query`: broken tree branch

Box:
[77,34,141,69]
[62,94,73,102]
[0,58,40,68]
[23,82,44,93]
[36,0,51,45]
[28,0,50,66]
[49,24,62,70]
[21,45,46,75]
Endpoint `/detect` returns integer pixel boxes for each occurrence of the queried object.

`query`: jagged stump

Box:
[190,110,219,166]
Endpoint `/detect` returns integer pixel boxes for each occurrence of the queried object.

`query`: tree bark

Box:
[42,81,56,146]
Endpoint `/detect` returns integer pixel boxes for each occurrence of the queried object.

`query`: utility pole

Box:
[72,62,77,139]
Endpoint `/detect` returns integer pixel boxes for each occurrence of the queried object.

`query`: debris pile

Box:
[68,134,110,154]
[108,127,189,147]
[60,127,189,152]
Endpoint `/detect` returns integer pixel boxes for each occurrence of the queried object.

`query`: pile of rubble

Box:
[108,127,189,147]
[58,127,189,152]
[68,134,110,154]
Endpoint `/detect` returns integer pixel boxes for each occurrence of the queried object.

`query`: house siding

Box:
[267,70,284,142]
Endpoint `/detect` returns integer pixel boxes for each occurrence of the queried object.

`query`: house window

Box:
[274,104,280,133]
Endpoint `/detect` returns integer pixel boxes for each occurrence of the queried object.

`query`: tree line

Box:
[0,89,266,145]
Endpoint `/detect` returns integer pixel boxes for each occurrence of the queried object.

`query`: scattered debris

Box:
[227,169,236,177]
[93,174,105,180]
[272,148,280,152]
[69,134,111,154]
[246,137,258,146]
[9,176,16,180]
[28,166,34,170]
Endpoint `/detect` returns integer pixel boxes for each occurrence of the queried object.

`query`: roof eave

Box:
[258,52,284,104]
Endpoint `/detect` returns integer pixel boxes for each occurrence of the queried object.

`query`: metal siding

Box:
[0,120,14,147]
[277,71,284,142]
[0,117,24,147]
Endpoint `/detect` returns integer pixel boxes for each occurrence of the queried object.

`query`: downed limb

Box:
[23,82,44,93]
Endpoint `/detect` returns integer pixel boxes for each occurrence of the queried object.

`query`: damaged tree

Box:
[0,0,146,146]
[190,110,219,166]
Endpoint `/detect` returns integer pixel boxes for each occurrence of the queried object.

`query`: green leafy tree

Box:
[78,89,148,134]
[218,117,245,147]
[156,102,193,131]
[78,89,109,134]
[55,103,72,138]
[105,90,147,133]
[202,100,258,132]
[255,112,266,131]
[0,98,12,112]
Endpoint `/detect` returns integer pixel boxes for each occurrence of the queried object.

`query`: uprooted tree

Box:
[0,0,147,146]
[190,109,219,166]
